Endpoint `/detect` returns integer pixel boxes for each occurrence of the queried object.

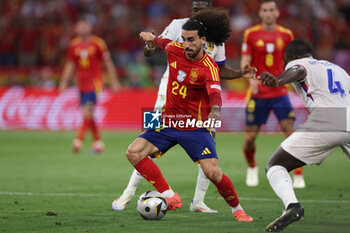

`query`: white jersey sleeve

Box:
[286,58,350,109]
[203,42,226,64]
[212,44,226,65]
[159,18,188,42]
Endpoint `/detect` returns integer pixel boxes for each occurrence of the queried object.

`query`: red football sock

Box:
[244,146,256,168]
[215,174,240,208]
[294,167,303,175]
[90,118,101,141]
[77,118,89,140]
[134,157,170,193]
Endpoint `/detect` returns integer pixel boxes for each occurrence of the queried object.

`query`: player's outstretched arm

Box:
[144,45,162,57]
[218,63,242,80]
[259,65,307,87]
[219,63,257,80]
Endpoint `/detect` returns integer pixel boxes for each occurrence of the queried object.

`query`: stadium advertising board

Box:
[0,86,307,131]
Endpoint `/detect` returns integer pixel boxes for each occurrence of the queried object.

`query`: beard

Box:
[185,46,201,59]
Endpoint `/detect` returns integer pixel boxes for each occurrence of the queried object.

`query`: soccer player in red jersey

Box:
[113,0,256,214]
[131,8,254,221]
[59,19,120,154]
[241,0,305,188]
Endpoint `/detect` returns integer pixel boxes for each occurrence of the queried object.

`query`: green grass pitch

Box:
[0,131,349,233]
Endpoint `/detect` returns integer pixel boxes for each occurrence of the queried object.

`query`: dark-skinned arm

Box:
[144,45,162,57]
[218,63,242,80]
[218,63,257,80]
[259,65,307,87]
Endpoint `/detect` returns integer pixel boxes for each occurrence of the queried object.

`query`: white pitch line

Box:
[239,197,350,204]
[0,192,107,197]
[1,191,349,204]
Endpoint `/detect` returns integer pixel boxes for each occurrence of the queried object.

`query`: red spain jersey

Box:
[67,35,109,93]
[155,38,222,130]
[242,24,294,98]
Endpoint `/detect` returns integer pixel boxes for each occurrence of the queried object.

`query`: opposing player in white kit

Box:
[258,39,350,232]
[112,0,256,213]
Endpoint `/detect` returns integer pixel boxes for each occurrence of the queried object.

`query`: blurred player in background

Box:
[241,0,305,188]
[259,39,350,232]
[113,0,255,213]
[132,8,253,221]
[59,19,120,154]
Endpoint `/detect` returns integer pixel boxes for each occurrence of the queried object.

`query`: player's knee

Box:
[280,120,294,134]
[244,132,257,144]
[203,168,222,184]
[265,154,278,173]
[281,126,293,135]
[126,145,142,165]
[265,162,272,174]
[244,132,257,147]
[82,105,94,118]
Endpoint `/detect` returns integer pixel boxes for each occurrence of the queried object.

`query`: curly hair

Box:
[182,8,231,46]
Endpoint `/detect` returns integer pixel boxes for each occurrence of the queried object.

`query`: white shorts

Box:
[281,131,350,165]
[154,68,169,110]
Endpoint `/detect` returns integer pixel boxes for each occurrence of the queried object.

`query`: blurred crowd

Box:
[0,0,349,89]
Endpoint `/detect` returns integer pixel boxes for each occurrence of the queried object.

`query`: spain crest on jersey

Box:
[276,37,284,51]
[190,68,199,84]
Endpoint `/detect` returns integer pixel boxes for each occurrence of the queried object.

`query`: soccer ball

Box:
[137,191,167,220]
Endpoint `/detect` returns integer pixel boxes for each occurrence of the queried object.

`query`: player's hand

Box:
[208,105,221,123]
[140,32,156,48]
[249,78,260,95]
[139,32,155,42]
[242,64,257,79]
[258,72,279,87]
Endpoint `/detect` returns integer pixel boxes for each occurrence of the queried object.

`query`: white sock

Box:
[267,165,299,209]
[121,156,156,197]
[231,203,243,213]
[192,164,210,203]
[121,169,144,197]
[162,189,175,198]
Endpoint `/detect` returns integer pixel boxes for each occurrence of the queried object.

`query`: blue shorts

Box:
[139,127,217,163]
[80,92,97,106]
[245,95,295,126]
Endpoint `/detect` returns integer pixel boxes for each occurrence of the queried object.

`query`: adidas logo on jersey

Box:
[201,147,211,155]
[170,61,177,69]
